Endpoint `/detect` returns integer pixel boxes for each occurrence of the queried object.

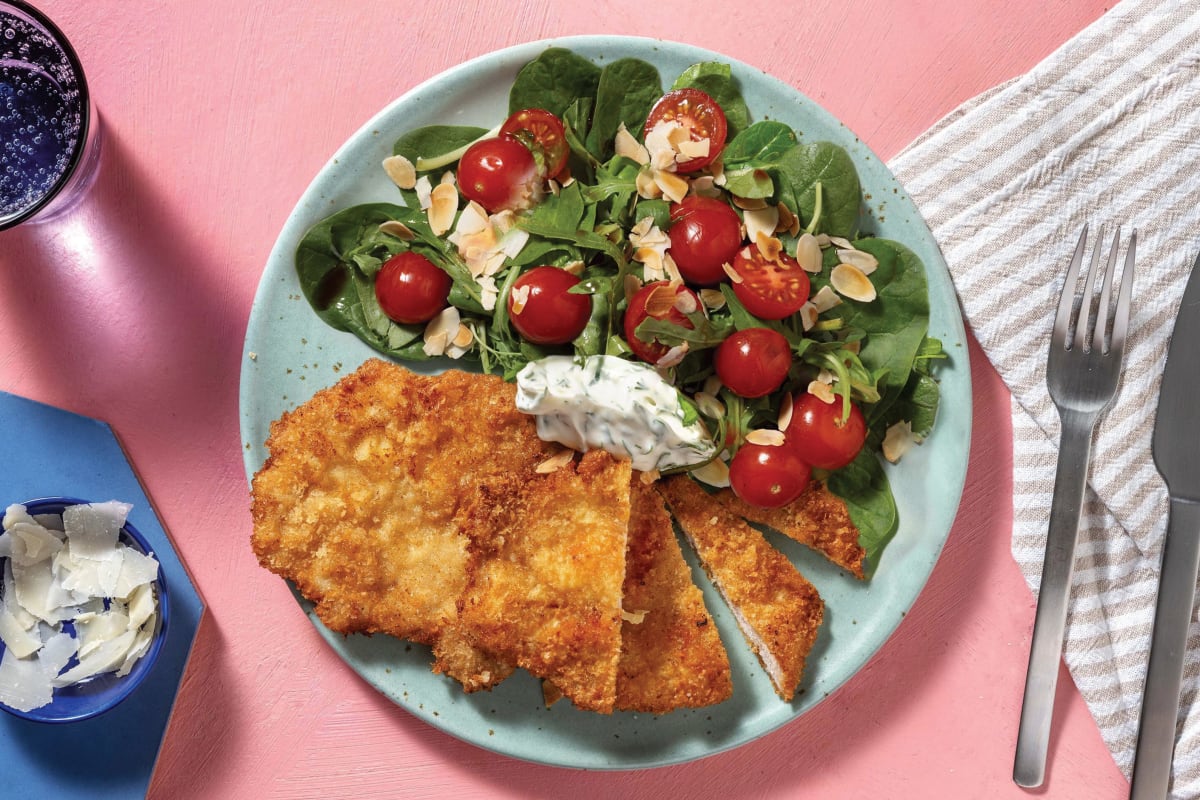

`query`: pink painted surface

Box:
[0,1,1131,797]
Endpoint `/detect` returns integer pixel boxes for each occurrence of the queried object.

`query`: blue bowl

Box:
[0,496,170,723]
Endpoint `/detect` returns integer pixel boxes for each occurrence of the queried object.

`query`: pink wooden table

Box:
[0,1,1131,797]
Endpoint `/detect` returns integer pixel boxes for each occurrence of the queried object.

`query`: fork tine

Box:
[1054,225,1089,348]
[1074,225,1107,352]
[1092,227,1122,353]
[1111,230,1136,353]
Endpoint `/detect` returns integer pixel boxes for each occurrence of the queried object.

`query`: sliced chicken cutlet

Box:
[713,481,865,579]
[616,479,732,713]
[250,359,558,688]
[657,475,824,702]
[455,450,632,713]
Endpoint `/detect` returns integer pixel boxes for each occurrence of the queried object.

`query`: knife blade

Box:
[1130,251,1200,800]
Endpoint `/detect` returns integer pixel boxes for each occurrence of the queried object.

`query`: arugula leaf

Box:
[585,58,662,161]
[671,61,750,138]
[508,48,602,116]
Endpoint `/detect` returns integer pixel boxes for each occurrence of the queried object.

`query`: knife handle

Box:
[1130,498,1200,800]
[1014,409,1097,788]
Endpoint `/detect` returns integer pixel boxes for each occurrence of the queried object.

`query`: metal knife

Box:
[1130,251,1200,800]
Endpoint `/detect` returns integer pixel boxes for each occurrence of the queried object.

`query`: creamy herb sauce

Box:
[515,355,716,472]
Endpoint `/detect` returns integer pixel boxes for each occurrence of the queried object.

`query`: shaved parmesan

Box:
[0,501,160,713]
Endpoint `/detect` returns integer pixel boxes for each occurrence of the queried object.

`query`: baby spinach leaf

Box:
[524,180,586,235]
[721,166,774,199]
[826,450,898,577]
[393,125,488,168]
[671,61,750,138]
[508,47,602,117]
[585,58,662,161]
[722,121,797,166]
[775,142,861,235]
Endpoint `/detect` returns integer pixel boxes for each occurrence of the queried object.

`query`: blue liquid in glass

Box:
[0,11,83,223]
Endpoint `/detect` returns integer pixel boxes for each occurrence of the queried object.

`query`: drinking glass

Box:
[0,1,101,230]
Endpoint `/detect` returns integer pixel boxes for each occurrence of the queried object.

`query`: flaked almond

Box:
[509,284,531,315]
[614,123,651,164]
[622,609,648,624]
[654,169,689,204]
[702,375,723,397]
[690,175,719,197]
[536,449,576,474]
[655,342,689,369]
[673,290,698,314]
[662,252,684,284]
[812,285,842,312]
[378,220,415,241]
[830,263,877,302]
[477,275,499,312]
[828,235,854,250]
[796,232,823,273]
[798,302,819,331]
[639,468,661,484]
[743,206,779,247]
[722,261,743,284]
[777,202,801,237]
[882,420,918,463]
[756,232,785,263]
[694,391,725,419]
[439,170,456,186]
[635,169,663,199]
[745,429,786,447]
[699,288,726,310]
[454,201,490,237]
[624,273,644,300]
[563,260,585,277]
[807,380,836,404]
[382,155,417,190]
[423,306,462,357]
[816,368,836,385]
[452,324,474,349]
[644,283,678,317]
[414,175,434,209]
[732,195,768,211]
[837,248,879,275]
[677,138,710,161]
[428,182,458,236]
[690,458,731,488]
[777,392,795,431]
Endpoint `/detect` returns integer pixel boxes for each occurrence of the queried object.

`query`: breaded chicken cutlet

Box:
[615,479,732,713]
[250,359,560,688]
[713,481,866,579]
[657,475,824,702]
[454,450,632,713]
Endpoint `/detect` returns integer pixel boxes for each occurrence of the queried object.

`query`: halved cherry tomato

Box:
[730,244,811,320]
[500,108,569,179]
[507,266,591,345]
[643,88,728,172]
[729,441,812,508]
[457,135,540,212]
[624,281,698,364]
[714,328,792,398]
[785,392,868,470]
[374,251,451,325]
[668,196,743,285]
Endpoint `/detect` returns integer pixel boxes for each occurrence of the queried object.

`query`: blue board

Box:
[0,392,205,799]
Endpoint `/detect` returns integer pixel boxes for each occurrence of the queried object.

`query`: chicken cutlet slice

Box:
[250,359,555,682]
[713,481,865,579]
[616,478,732,713]
[657,475,824,702]
[455,450,631,714]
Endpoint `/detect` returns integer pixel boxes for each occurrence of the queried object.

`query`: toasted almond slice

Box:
[509,284,531,315]
[635,169,663,199]
[693,391,725,419]
[745,429,786,447]
[477,275,499,312]
[702,375,723,397]
[439,170,456,186]
[662,252,684,284]
[615,123,651,164]
[828,235,854,249]
[676,138,710,160]
[796,232,823,273]
[816,369,836,385]
[536,448,577,474]
[882,420,918,463]
[690,458,731,488]
[830,263,877,302]
[807,381,836,404]
[744,206,780,247]
[812,285,842,312]
[798,302,819,331]
[673,290,698,315]
[428,182,458,236]
[654,169,690,204]
[624,273,644,300]
[639,468,662,485]
[644,283,678,317]
[622,609,648,624]
[699,288,726,310]
[422,331,449,357]
[423,306,461,356]
[655,343,689,368]
[837,248,879,275]
[452,323,474,349]
[777,202,801,237]
[777,392,795,431]
[454,201,491,237]
[732,195,768,211]
[690,175,719,197]
[378,220,415,241]
[722,262,743,284]
[563,260,585,277]
[415,175,434,209]
[382,155,417,190]
[756,232,785,263]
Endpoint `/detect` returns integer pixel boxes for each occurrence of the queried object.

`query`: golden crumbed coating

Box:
[657,475,824,702]
[713,480,865,579]
[250,359,557,656]
[455,450,632,714]
[616,479,732,713]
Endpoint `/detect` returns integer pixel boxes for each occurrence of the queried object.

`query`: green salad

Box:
[293,47,944,574]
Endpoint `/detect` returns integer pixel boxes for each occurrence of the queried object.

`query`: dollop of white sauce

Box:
[515,355,716,472]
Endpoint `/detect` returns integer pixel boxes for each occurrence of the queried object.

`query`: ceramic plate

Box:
[239,35,971,770]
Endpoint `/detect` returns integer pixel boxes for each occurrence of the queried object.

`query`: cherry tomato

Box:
[730,244,811,320]
[728,442,812,509]
[500,108,569,179]
[643,88,728,172]
[623,281,699,364]
[457,135,539,212]
[507,266,591,345]
[714,328,793,398]
[785,392,868,470]
[374,251,451,325]
[667,196,743,285]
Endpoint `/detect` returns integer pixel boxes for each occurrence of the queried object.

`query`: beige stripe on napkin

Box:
[888,0,1200,793]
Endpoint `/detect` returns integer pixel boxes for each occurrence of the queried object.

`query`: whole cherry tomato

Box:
[623,281,699,364]
[668,196,743,285]
[729,442,812,508]
[714,328,793,398]
[457,135,539,212]
[785,391,868,470]
[374,251,451,325]
[507,266,591,345]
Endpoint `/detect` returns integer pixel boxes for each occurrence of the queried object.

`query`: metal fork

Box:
[1013,224,1136,788]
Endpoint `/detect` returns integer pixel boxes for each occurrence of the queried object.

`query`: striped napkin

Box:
[887,0,1200,793]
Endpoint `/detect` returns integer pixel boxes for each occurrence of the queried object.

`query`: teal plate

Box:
[238,35,972,770]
